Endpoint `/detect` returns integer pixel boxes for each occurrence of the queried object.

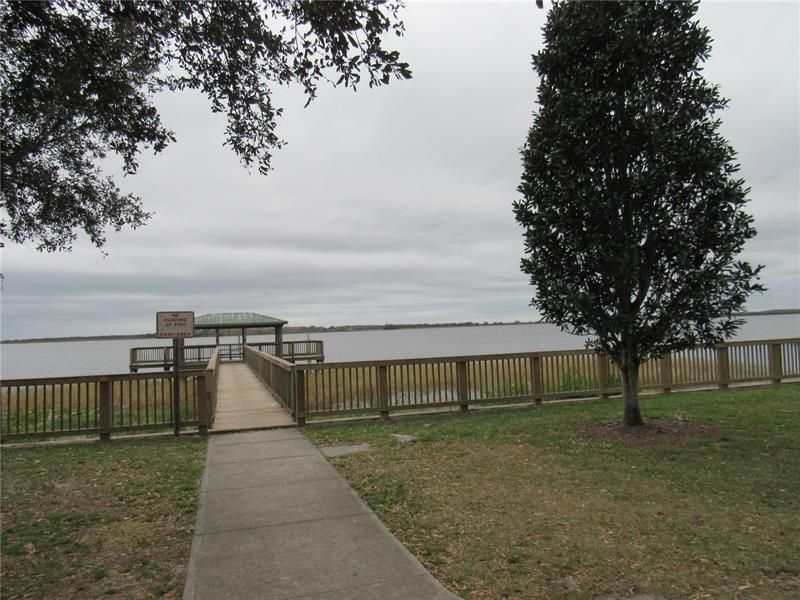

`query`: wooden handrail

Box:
[244,345,295,370]
[1,369,206,387]
[242,345,296,416]
[290,338,799,420]
[3,337,797,439]
[1,369,206,441]
[128,340,324,371]
[197,347,220,435]
[292,338,800,371]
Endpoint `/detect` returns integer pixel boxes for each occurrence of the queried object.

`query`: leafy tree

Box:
[514,0,763,426]
[1,0,411,251]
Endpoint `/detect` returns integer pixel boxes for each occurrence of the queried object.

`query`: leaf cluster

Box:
[1,0,411,251]
[514,0,763,365]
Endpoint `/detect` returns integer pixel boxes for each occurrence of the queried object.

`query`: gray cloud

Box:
[2,1,797,339]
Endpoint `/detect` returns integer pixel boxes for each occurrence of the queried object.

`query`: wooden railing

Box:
[243,346,297,418]
[129,340,324,371]
[203,348,221,433]
[0,370,213,441]
[5,338,796,441]
[252,340,325,363]
[284,338,798,423]
[129,344,216,371]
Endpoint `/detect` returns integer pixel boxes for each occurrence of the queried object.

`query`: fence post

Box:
[207,366,216,427]
[660,353,672,394]
[769,343,783,386]
[717,346,730,390]
[456,361,469,413]
[295,370,306,427]
[99,379,111,442]
[530,355,543,406]
[378,365,390,420]
[597,353,610,401]
[163,346,170,371]
[287,367,295,415]
[197,373,209,436]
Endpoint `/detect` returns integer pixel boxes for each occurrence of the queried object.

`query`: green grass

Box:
[1,437,207,599]
[305,385,800,599]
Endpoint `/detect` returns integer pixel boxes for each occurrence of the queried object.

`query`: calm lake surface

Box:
[2,314,799,379]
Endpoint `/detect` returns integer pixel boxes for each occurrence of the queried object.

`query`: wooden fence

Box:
[1,352,221,442]
[4,338,796,440]
[257,340,325,363]
[243,346,296,416]
[203,348,221,434]
[129,340,324,371]
[241,338,799,425]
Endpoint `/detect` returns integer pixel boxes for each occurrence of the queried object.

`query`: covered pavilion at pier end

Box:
[195,311,287,355]
[129,311,325,372]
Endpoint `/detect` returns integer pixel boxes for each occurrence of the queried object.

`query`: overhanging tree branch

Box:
[1,0,412,251]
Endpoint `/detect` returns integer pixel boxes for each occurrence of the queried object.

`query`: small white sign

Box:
[156,311,195,338]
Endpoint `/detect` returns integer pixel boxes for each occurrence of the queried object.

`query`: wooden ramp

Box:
[211,363,294,432]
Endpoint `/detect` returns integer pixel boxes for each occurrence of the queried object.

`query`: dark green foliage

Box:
[1,0,411,251]
[514,1,763,424]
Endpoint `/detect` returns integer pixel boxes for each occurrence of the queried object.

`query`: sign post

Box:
[156,312,195,437]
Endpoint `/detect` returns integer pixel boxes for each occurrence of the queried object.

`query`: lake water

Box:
[1,314,799,379]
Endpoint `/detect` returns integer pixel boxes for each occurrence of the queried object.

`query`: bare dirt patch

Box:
[579,418,715,445]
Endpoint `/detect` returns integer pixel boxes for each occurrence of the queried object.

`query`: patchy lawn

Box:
[1,437,207,599]
[305,386,800,599]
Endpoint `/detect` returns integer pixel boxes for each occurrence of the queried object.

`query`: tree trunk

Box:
[620,356,644,427]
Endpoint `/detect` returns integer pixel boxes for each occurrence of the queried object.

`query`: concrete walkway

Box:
[211,363,294,432]
[183,429,460,600]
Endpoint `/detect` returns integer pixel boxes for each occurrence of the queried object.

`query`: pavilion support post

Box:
[275,326,284,358]
[242,328,247,346]
[215,328,219,346]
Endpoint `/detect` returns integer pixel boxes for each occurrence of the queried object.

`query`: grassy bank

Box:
[1,437,207,599]
[305,386,800,599]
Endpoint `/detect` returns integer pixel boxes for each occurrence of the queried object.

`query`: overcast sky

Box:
[2,0,798,340]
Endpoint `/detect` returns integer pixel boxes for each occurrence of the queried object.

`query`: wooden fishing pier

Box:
[127,312,321,432]
[129,340,324,372]
[1,311,798,442]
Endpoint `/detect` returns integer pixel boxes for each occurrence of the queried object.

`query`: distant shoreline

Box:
[2,309,797,345]
[0,319,544,344]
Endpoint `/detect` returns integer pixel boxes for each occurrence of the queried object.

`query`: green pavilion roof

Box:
[194,312,287,329]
